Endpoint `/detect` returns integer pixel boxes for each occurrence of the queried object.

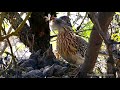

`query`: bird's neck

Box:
[58,26,70,34]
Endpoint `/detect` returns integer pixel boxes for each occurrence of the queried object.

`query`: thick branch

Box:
[13,12,32,35]
[77,12,115,78]
[88,12,110,45]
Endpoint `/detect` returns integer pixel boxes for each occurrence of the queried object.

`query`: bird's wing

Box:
[76,36,88,58]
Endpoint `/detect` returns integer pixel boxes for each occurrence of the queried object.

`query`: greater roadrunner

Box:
[49,16,88,65]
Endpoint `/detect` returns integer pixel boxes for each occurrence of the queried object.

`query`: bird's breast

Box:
[57,31,81,64]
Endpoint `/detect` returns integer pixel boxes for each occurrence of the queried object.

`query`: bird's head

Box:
[49,16,72,31]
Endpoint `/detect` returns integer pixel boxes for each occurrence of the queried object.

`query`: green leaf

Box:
[111,33,120,42]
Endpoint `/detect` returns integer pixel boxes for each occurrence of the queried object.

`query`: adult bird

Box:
[49,16,88,65]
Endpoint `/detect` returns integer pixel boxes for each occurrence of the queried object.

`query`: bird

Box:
[49,16,88,65]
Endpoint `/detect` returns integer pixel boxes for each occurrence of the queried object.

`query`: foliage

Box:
[80,21,93,41]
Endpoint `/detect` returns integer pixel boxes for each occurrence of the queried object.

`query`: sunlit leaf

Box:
[111,33,120,42]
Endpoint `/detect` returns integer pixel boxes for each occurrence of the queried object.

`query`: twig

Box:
[0,59,12,76]
[50,35,57,39]
[110,24,113,39]
[67,12,70,17]
[7,12,25,34]
[75,29,92,35]
[12,12,32,35]
[52,30,57,35]
[0,12,32,41]
[20,49,29,60]
[0,32,15,41]
[0,40,7,55]
[97,67,103,74]
[77,12,88,31]
[12,37,20,58]
[31,34,35,53]
[110,40,120,44]
[2,26,17,68]
[73,12,82,27]
[50,39,57,42]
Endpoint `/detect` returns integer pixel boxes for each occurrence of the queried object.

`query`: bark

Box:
[25,12,56,54]
[77,12,115,78]
[29,12,51,54]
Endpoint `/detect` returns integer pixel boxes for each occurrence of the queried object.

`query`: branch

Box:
[0,12,5,36]
[89,13,117,77]
[0,12,32,41]
[50,35,57,39]
[89,13,117,76]
[12,12,32,35]
[76,12,115,78]
[73,12,82,27]
[0,59,12,76]
[0,12,25,55]
[88,12,110,45]
[7,12,25,34]
[2,26,17,68]
[0,40,7,55]
[67,12,70,17]
[76,12,88,31]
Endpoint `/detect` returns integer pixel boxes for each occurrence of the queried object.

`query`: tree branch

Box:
[73,13,82,27]
[76,12,115,78]
[0,12,5,36]
[76,12,88,31]
[2,26,17,68]
[89,12,116,77]
[67,12,70,17]
[88,12,110,45]
[0,40,7,55]
[12,12,32,35]
[0,12,32,42]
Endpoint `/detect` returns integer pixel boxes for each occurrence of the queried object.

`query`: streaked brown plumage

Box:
[49,16,88,65]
